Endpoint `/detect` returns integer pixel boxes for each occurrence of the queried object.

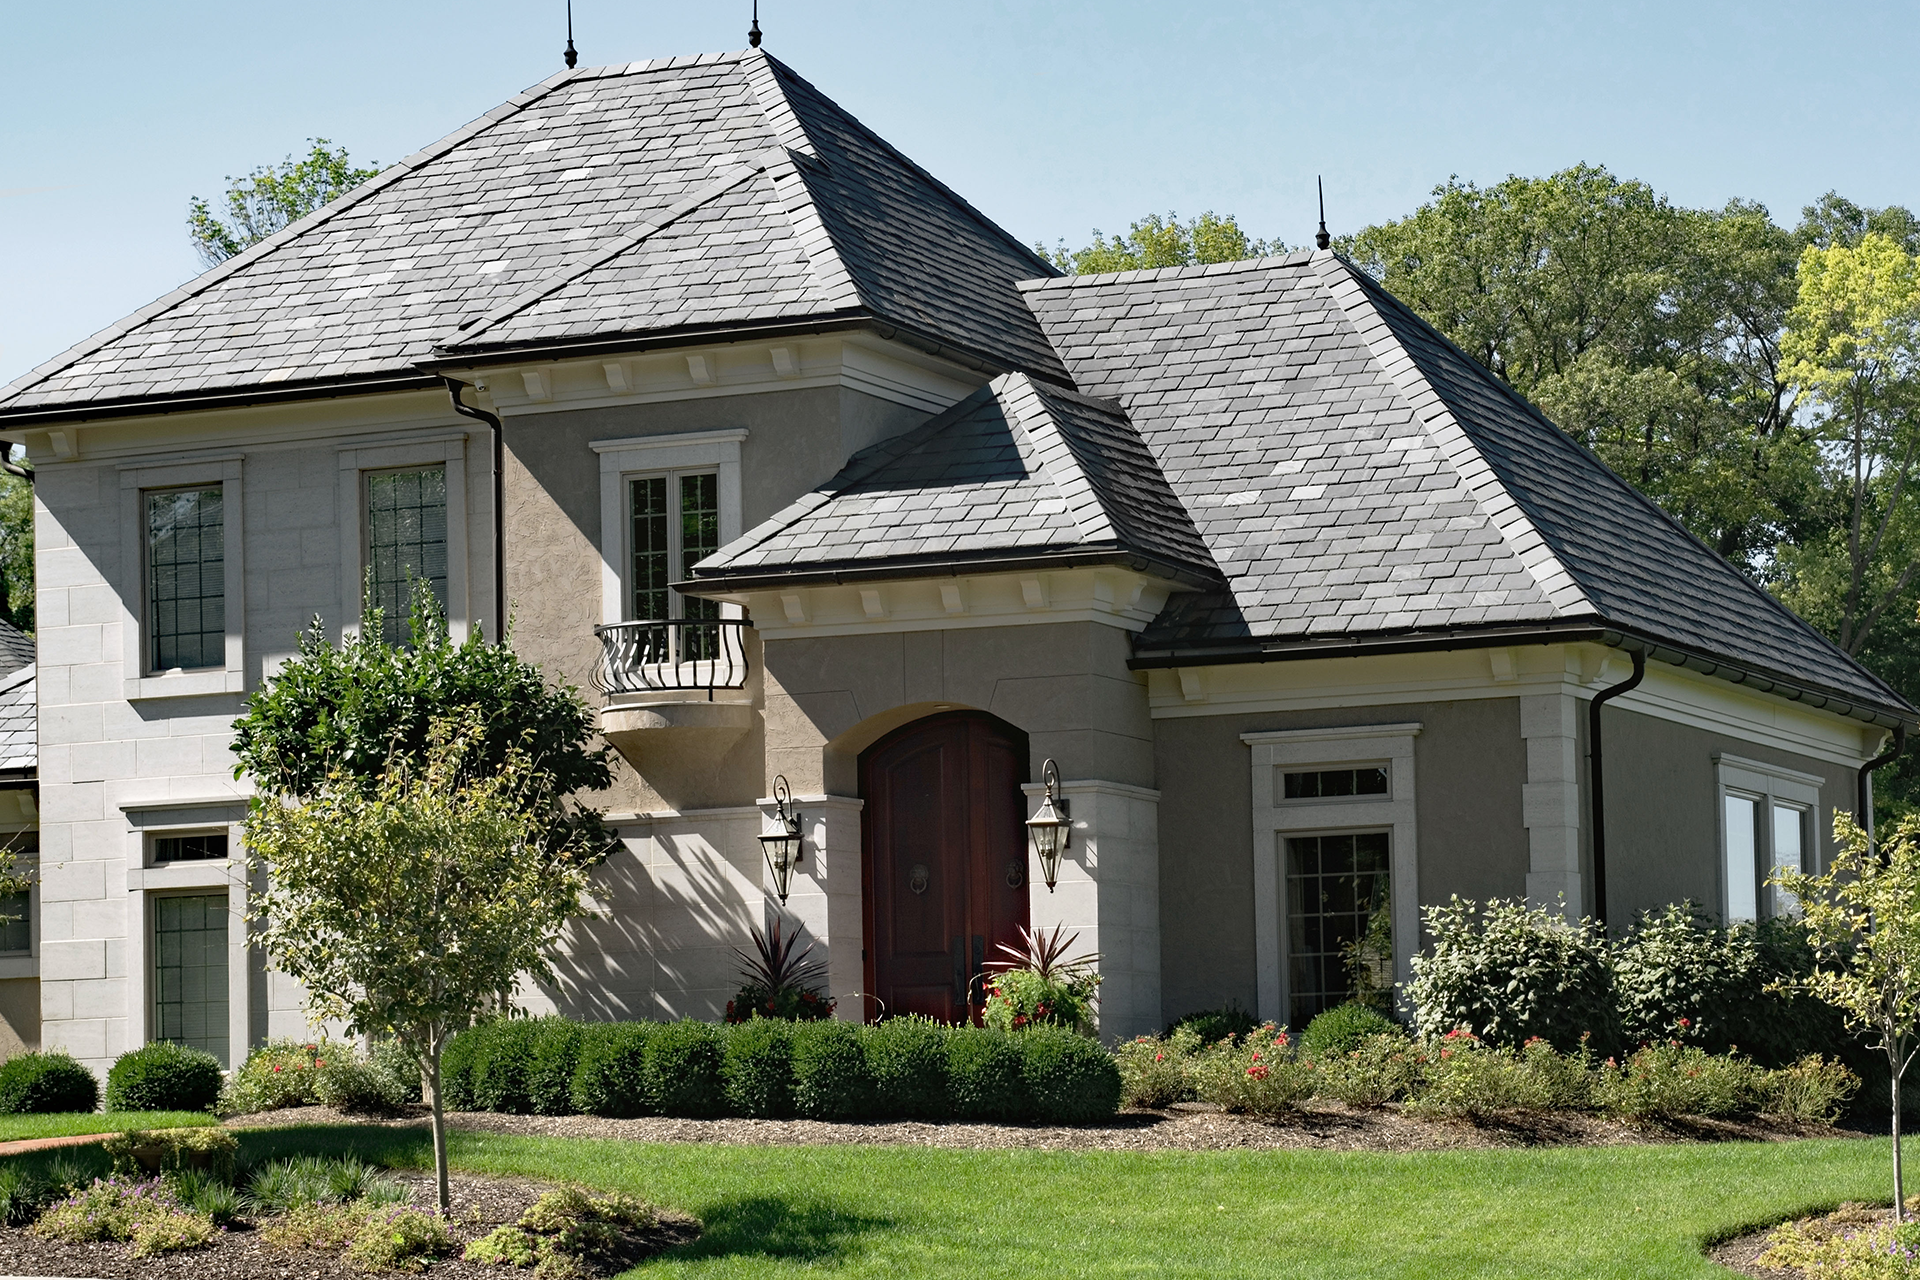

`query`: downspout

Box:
[442,378,505,644]
[1859,725,1907,851]
[1587,649,1646,931]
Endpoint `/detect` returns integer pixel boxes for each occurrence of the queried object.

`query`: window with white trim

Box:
[629,471,719,622]
[1715,753,1821,923]
[366,466,449,643]
[145,486,225,672]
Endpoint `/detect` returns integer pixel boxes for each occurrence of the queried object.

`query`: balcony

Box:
[594,618,752,699]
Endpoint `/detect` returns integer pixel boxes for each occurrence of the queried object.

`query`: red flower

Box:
[766,1001,776,1012]
[272,1065,283,1073]
[1677,1018,1691,1029]
[1250,1050,1262,1061]
[1154,1053,1165,1062]
[1246,1063,1270,1081]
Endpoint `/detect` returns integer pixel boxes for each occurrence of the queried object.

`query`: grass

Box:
[212,1122,1911,1279]
[0,1111,217,1142]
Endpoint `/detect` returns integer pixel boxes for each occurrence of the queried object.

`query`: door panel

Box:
[861,713,1030,1023]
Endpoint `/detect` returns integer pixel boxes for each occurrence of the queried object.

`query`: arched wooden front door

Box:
[860,712,1030,1023]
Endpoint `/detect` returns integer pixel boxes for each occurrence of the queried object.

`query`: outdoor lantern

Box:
[758,774,804,903]
[1026,758,1071,893]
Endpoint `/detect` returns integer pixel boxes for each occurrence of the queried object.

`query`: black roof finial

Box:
[563,0,578,68]
[1315,176,1331,251]
[749,0,762,47]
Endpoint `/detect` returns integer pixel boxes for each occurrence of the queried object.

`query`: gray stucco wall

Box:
[1152,698,1529,1024]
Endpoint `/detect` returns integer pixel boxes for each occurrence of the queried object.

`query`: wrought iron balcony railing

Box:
[594,618,752,698]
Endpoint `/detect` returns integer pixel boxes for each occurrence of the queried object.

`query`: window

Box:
[146,487,224,672]
[1286,831,1391,1025]
[152,894,228,1063]
[151,833,228,865]
[1283,766,1388,801]
[629,472,719,622]
[1716,754,1821,924]
[0,891,28,955]
[366,467,449,643]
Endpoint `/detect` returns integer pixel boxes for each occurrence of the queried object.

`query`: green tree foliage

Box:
[1341,165,1815,567]
[1039,211,1281,274]
[229,593,615,858]
[1775,814,1920,1219]
[186,139,380,268]
[244,714,600,1213]
[0,464,32,634]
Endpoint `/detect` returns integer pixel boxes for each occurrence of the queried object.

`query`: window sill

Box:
[125,669,244,701]
[130,862,239,892]
[0,955,37,980]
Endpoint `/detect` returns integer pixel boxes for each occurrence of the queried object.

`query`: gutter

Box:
[1859,726,1907,846]
[443,379,506,643]
[0,374,443,430]
[675,547,1224,597]
[1587,650,1645,931]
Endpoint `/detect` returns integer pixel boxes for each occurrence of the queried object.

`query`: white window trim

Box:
[1243,723,1421,1027]
[119,457,245,700]
[337,436,471,641]
[1714,752,1823,923]
[593,430,746,626]
[122,798,249,1065]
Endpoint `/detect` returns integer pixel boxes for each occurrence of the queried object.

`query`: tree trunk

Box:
[1894,1050,1906,1223]
[424,1047,451,1216]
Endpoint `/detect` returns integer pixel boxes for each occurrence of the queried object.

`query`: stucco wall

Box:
[0,979,39,1055]
[1152,698,1529,1024]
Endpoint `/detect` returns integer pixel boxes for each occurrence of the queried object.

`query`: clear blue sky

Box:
[3,0,1916,387]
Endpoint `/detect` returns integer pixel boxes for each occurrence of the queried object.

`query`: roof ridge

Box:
[0,663,34,697]
[0,66,588,409]
[737,53,865,311]
[1015,249,1315,293]
[1311,252,1596,619]
[995,374,1120,547]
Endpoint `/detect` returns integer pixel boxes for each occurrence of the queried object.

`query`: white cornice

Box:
[730,568,1175,640]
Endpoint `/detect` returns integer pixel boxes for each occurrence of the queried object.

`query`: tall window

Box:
[1285,831,1391,1026]
[152,894,229,1063]
[146,488,224,672]
[629,472,719,622]
[367,468,448,644]
[1724,792,1809,922]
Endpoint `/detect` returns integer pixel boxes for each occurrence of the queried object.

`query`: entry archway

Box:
[859,711,1030,1023]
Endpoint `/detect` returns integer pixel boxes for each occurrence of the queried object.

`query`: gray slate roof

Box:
[691,372,1215,584]
[0,51,1060,417]
[0,623,34,678]
[0,665,34,774]
[1019,251,1907,715]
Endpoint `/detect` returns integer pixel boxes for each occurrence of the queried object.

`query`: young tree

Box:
[1775,814,1920,1219]
[187,139,381,267]
[1038,210,1280,274]
[0,463,32,634]
[244,715,598,1213]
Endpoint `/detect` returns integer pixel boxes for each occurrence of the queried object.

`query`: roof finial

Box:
[749,0,763,47]
[1315,176,1330,251]
[563,0,578,68]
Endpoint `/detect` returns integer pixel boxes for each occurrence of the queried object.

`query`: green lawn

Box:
[223,1123,1904,1279]
[0,1111,217,1142]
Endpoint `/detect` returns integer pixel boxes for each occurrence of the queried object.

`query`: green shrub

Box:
[103,1127,237,1179]
[1302,1002,1403,1059]
[865,1016,949,1120]
[1611,904,1764,1054]
[722,1019,795,1119]
[243,1154,405,1215]
[1313,1032,1423,1108]
[983,968,1096,1035]
[0,1051,99,1114]
[1402,1032,1523,1118]
[219,1040,330,1115]
[1409,897,1617,1053]
[0,1165,53,1226]
[344,1205,454,1271]
[791,1021,877,1121]
[366,1038,423,1105]
[465,1186,657,1272]
[32,1174,215,1256]
[1760,1054,1860,1124]
[315,1057,406,1114]
[1595,1041,1762,1120]
[1190,1023,1315,1117]
[470,1017,542,1114]
[1168,1003,1259,1044]
[529,1018,583,1116]
[570,1022,654,1117]
[946,1027,1032,1122]
[1113,1028,1200,1109]
[439,1020,493,1111]
[643,1020,725,1118]
[1020,1026,1121,1123]
[105,1042,222,1113]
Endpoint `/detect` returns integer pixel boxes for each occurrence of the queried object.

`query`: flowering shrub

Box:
[725,984,836,1023]
[1404,1031,1599,1117]
[1758,1206,1920,1277]
[1113,1026,1201,1108]
[725,919,835,1023]
[220,1039,358,1115]
[32,1176,215,1256]
[1409,897,1616,1052]
[1312,1032,1423,1108]
[1191,1023,1315,1117]
[983,968,1097,1035]
[1594,1040,1765,1120]
[1762,1053,1862,1124]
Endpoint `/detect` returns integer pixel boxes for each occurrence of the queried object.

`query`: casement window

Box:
[150,832,229,865]
[145,487,225,672]
[366,467,449,642]
[151,893,229,1063]
[629,471,720,622]
[1245,725,1421,1028]
[1716,754,1822,923]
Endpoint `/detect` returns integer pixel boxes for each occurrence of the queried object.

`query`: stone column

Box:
[1520,693,1584,918]
[1022,779,1162,1042]
[764,792,865,1023]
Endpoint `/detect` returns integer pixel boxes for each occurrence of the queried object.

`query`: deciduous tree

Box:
[187,139,380,267]
[1039,211,1280,274]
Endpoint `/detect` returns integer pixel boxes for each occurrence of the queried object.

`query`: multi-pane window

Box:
[1724,793,1809,922]
[367,468,449,644]
[0,891,28,955]
[146,488,224,672]
[1283,767,1388,801]
[151,833,228,865]
[629,472,719,622]
[152,894,229,1063]
[1286,831,1391,1026]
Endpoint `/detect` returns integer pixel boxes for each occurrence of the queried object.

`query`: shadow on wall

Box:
[540,824,763,1023]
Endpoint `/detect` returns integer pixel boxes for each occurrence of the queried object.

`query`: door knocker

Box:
[908,863,930,895]
[1005,860,1026,889]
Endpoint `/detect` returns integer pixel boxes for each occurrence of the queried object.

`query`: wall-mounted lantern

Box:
[1025,758,1071,893]
[758,774,803,903]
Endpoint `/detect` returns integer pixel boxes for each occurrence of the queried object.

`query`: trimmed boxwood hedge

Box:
[0,1051,99,1114]
[442,1015,1121,1125]
[105,1041,222,1112]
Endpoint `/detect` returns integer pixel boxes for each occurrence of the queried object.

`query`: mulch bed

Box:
[1708,1204,1906,1279]
[228,1102,1860,1154]
[0,1170,699,1279]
